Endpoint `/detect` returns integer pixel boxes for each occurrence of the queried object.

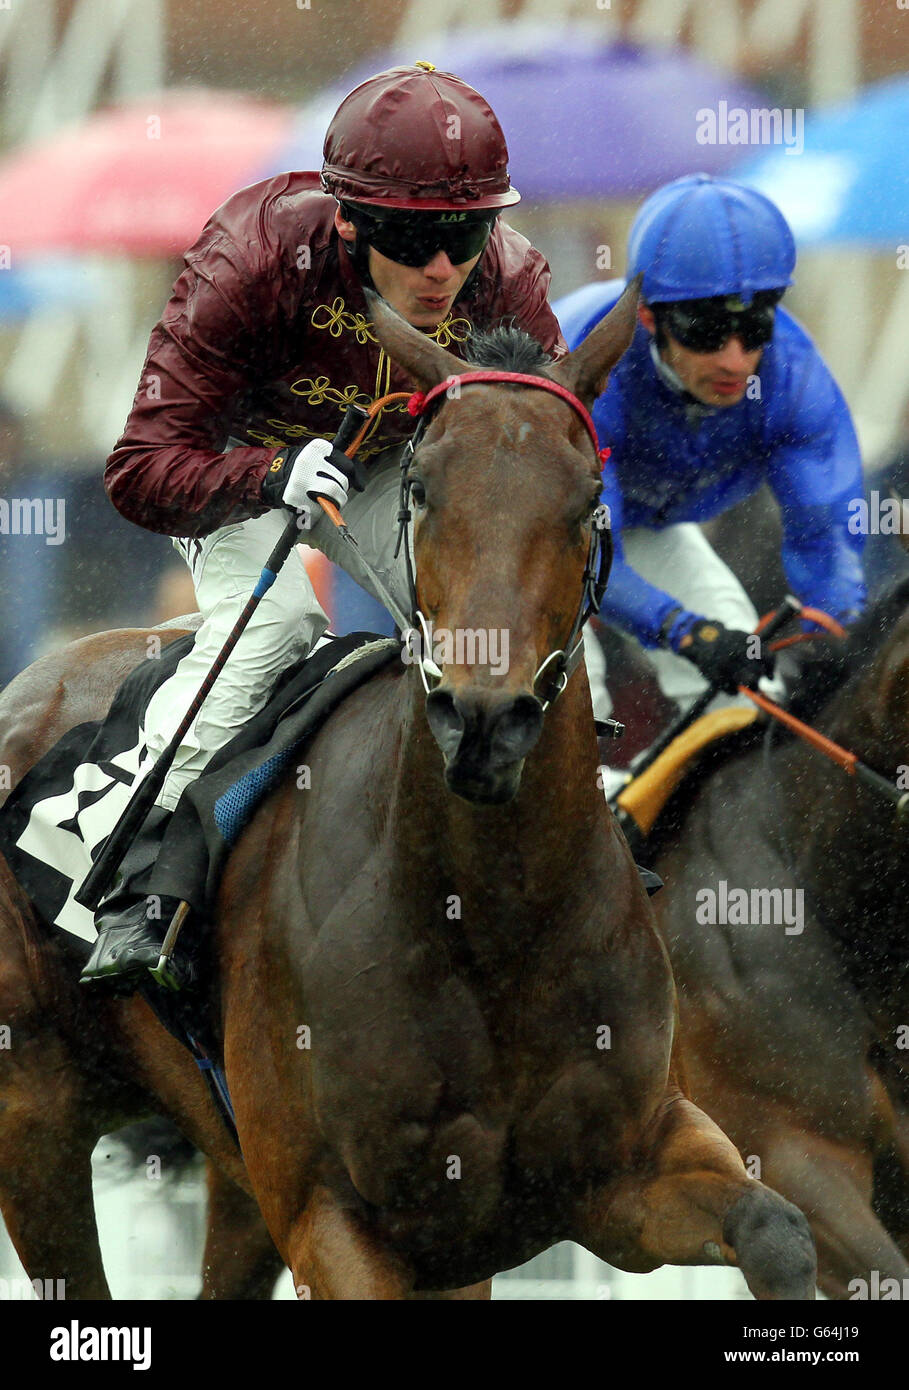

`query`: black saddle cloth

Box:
[0,629,399,934]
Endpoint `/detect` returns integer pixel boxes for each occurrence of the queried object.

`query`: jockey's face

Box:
[334,208,482,329]
[639,304,763,408]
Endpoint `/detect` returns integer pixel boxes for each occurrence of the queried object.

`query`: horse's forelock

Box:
[464,324,553,377]
[434,325,593,496]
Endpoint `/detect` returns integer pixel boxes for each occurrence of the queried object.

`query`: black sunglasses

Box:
[341,202,497,268]
[657,291,784,353]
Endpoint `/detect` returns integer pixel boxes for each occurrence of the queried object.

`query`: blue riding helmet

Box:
[628,173,796,305]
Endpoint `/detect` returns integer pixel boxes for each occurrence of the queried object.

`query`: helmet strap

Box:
[455,253,485,302]
[339,228,377,293]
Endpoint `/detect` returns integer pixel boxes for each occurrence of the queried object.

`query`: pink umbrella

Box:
[0,89,295,259]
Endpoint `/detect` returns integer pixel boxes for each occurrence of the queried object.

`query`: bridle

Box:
[393,370,614,710]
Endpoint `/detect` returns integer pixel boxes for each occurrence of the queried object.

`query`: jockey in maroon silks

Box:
[81,62,566,990]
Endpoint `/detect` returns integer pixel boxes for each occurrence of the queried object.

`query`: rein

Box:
[748,603,909,818]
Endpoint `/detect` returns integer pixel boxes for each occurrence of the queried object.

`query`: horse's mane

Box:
[841,575,909,674]
[464,322,553,376]
[802,574,909,718]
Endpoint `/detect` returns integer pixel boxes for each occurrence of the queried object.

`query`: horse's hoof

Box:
[723,1185,817,1300]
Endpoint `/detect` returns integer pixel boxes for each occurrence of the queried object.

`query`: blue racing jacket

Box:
[555,279,866,647]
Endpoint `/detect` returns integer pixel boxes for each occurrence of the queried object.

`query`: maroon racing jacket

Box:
[105,172,567,538]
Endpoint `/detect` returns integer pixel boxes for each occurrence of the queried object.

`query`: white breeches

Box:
[143,446,410,811]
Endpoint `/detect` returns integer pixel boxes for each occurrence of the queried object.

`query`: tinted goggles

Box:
[342,203,497,267]
[657,291,784,353]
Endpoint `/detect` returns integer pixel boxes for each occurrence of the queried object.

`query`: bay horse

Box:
[646,579,909,1298]
[0,282,815,1299]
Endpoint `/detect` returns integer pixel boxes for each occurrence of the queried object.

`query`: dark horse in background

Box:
[643,575,909,1297]
[0,283,816,1299]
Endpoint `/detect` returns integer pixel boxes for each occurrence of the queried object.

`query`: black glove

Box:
[261,439,367,510]
[676,619,774,694]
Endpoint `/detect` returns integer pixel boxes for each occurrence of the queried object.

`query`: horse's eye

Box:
[410,478,427,507]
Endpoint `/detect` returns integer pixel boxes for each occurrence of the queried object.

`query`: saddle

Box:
[0,627,399,940]
[614,706,759,849]
[0,625,400,1138]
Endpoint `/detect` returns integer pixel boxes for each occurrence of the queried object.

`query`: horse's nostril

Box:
[489,694,544,763]
[425,689,465,760]
[426,689,544,769]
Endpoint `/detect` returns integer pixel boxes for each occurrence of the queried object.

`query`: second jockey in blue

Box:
[554,174,866,735]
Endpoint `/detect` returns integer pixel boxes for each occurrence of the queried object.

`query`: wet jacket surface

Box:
[106,171,566,538]
[556,278,866,644]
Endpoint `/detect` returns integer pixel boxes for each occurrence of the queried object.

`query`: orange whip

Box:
[742,606,909,815]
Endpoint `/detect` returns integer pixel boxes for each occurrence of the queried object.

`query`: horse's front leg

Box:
[200,1160,285,1300]
[575,1089,817,1300]
[284,1186,490,1300]
[0,1033,110,1299]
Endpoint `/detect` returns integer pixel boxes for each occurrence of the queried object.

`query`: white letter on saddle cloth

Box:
[15,736,149,941]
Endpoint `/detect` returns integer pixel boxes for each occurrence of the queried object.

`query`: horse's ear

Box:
[549,274,642,405]
[365,289,467,392]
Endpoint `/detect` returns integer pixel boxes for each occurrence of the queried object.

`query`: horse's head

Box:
[367,281,640,804]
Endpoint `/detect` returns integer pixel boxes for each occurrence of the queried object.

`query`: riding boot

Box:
[79,806,194,993]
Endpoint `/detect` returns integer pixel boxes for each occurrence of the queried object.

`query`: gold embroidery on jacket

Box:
[430,315,471,349]
[246,414,407,460]
[310,297,375,343]
[245,430,291,449]
[309,295,471,351]
[248,300,473,456]
[288,376,372,410]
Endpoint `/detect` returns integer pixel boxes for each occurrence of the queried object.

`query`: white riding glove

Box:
[261,438,366,530]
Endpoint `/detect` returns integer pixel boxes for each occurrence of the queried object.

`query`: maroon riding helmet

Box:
[321,62,521,211]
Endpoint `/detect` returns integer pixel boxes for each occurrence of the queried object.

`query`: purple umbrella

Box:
[266,26,767,199]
